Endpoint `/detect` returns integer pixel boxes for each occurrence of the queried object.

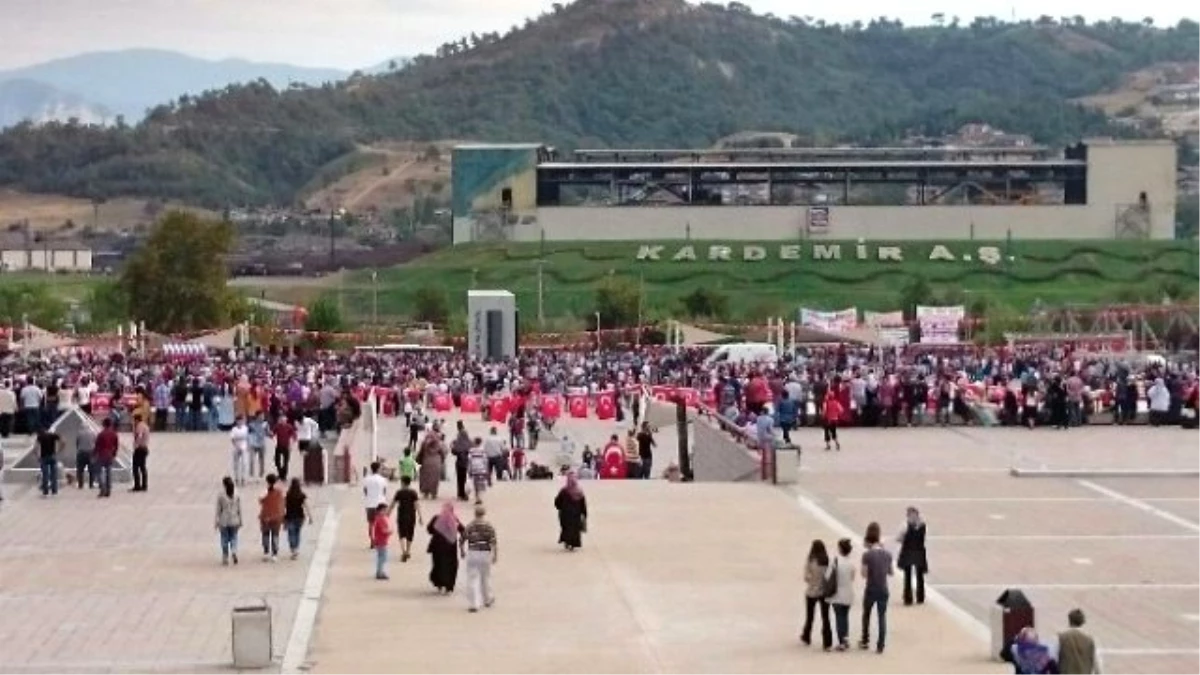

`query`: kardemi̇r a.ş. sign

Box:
[634,243,1012,265]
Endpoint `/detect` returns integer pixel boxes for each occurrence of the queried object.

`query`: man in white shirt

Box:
[481,427,506,485]
[0,381,18,439]
[361,461,389,547]
[229,416,250,486]
[296,414,319,451]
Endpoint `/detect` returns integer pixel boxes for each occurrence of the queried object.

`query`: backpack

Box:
[821,558,839,599]
[468,452,488,476]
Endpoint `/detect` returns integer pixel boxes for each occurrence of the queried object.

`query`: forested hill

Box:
[0,0,1196,208]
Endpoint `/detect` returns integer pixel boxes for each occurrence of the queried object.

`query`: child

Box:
[370,502,391,580]
[388,476,422,562]
[511,444,526,481]
[398,447,418,485]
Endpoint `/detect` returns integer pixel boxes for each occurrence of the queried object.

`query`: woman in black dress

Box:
[426,501,464,593]
[554,471,588,551]
[896,506,928,606]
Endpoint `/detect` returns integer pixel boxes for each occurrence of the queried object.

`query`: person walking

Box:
[371,502,392,580]
[130,413,150,492]
[0,381,17,438]
[777,391,799,445]
[897,506,928,606]
[283,478,313,560]
[1051,609,1102,674]
[94,417,119,498]
[389,475,423,562]
[636,422,656,479]
[801,539,833,650]
[36,426,63,497]
[554,471,588,551]
[451,422,471,501]
[75,420,97,490]
[215,476,243,565]
[827,538,856,650]
[361,461,389,547]
[461,503,498,613]
[258,474,285,562]
[247,411,268,480]
[230,415,250,486]
[823,391,843,451]
[417,430,445,500]
[273,413,298,481]
[468,438,490,503]
[859,522,894,654]
[427,501,464,594]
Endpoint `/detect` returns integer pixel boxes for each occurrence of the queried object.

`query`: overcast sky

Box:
[1,0,1195,71]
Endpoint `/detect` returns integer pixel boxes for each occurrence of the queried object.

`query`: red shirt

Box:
[95,429,120,462]
[823,397,844,424]
[273,421,296,448]
[370,513,391,548]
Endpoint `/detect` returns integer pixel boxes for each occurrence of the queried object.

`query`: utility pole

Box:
[536,259,546,328]
[636,273,644,348]
[371,270,378,327]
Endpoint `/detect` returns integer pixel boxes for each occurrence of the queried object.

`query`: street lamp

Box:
[371,270,379,326]
[594,311,601,353]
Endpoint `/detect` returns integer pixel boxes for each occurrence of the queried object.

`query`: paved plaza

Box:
[0,414,1196,673]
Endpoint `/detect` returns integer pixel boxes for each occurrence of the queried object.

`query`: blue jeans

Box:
[39,458,58,495]
[261,523,280,556]
[286,520,303,553]
[374,546,388,578]
[861,589,889,650]
[24,408,41,434]
[833,603,850,646]
[96,461,113,496]
[188,409,203,431]
[220,526,239,560]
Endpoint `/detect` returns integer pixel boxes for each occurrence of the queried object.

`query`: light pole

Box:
[535,258,548,328]
[371,270,379,327]
[594,311,602,353]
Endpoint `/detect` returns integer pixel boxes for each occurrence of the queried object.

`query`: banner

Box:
[916,305,965,344]
[799,308,858,333]
[863,310,904,327]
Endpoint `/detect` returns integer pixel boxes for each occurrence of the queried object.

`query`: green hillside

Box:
[334,240,1199,326]
[0,0,1195,207]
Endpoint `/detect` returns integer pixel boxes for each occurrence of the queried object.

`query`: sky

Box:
[0,0,1195,71]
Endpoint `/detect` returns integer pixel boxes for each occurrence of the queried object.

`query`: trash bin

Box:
[991,589,1034,661]
[231,602,273,669]
[774,447,799,485]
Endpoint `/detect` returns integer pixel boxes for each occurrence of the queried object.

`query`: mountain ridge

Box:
[0,0,1195,209]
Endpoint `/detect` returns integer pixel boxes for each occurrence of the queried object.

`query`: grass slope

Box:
[340,240,1199,324]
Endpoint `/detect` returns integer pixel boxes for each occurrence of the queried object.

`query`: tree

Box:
[119,210,239,332]
[898,275,933,319]
[0,282,69,331]
[680,287,729,320]
[81,280,130,331]
[594,276,640,328]
[413,286,449,324]
[304,296,343,333]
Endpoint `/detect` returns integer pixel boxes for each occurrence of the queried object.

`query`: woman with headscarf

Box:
[554,471,588,551]
[426,502,465,594]
[417,429,446,500]
[1009,627,1058,674]
[896,506,928,606]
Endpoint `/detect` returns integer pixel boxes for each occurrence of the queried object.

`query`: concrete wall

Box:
[522,204,1110,241]
[1083,139,1176,239]
[466,291,517,360]
[691,419,762,483]
[0,249,93,271]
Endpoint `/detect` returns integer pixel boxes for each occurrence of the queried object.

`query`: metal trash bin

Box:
[773,447,800,485]
[231,602,273,669]
[991,588,1034,661]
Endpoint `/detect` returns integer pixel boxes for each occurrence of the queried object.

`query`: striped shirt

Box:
[463,520,497,552]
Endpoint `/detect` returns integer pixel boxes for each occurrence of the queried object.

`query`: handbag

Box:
[821,558,838,599]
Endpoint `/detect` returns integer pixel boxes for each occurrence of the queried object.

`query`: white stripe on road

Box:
[1076,479,1200,533]
[835,496,1198,503]
[281,504,339,674]
[934,583,1200,591]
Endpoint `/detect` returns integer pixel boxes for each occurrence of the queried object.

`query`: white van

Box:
[704,342,779,367]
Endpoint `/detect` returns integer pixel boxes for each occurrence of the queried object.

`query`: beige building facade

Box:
[455,139,1178,242]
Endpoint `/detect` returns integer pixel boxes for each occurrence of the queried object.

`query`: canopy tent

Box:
[13,323,78,353]
[674,322,733,346]
[187,325,242,350]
